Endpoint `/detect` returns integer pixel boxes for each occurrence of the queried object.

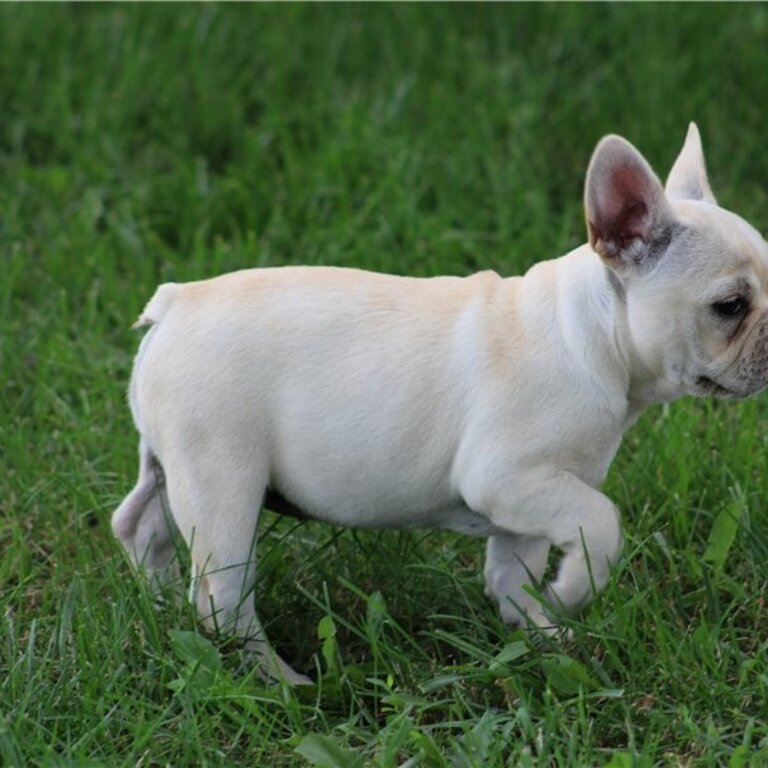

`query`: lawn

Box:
[2,4,768,766]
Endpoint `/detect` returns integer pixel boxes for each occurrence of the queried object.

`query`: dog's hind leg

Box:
[112,438,180,592]
[164,453,312,686]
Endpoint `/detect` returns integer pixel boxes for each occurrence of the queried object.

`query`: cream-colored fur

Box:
[113,124,768,684]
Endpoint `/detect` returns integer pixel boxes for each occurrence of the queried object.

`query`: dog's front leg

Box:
[480,473,623,628]
[484,534,551,626]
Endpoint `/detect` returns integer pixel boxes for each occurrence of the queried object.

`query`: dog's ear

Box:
[664,122,717,204]
[585,135,674,271]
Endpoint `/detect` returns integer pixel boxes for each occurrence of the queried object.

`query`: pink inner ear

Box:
[599,165,653,245]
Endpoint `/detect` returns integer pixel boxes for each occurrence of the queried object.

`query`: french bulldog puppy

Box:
[112,124,768,685]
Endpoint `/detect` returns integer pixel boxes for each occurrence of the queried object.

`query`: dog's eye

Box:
[712,297,748,318]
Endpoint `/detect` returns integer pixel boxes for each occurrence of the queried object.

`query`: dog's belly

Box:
[263,488,503,537]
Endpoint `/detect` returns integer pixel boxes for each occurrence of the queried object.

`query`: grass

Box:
[2,3,768,766]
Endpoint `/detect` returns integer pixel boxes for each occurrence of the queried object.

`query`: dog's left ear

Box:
[664,122,717,204]
[585,135,674,271]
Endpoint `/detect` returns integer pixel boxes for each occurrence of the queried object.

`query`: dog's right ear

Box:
[664,122,717,205]
[585,135,674,273]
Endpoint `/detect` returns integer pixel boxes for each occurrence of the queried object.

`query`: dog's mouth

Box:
[696,375,739,398]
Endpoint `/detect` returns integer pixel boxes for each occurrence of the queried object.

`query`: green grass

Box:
[2,4,768,766]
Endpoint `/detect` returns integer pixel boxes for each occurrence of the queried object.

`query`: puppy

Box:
[113,124,768,684]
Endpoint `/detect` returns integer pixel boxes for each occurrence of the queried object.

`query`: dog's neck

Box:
[590,247,689,413]
[552,245,681,419]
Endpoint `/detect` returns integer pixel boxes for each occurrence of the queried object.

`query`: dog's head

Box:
[585,123,768,402]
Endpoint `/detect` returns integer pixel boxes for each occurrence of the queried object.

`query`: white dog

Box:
[113,124,768,684]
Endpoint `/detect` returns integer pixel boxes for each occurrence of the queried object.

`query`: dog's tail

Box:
[133,283,180,329]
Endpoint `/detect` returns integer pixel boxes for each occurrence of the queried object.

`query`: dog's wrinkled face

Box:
[585,123,768,403]
[658,203,768,399]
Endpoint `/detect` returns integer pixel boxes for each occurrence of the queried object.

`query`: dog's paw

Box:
[247,644,314,687]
